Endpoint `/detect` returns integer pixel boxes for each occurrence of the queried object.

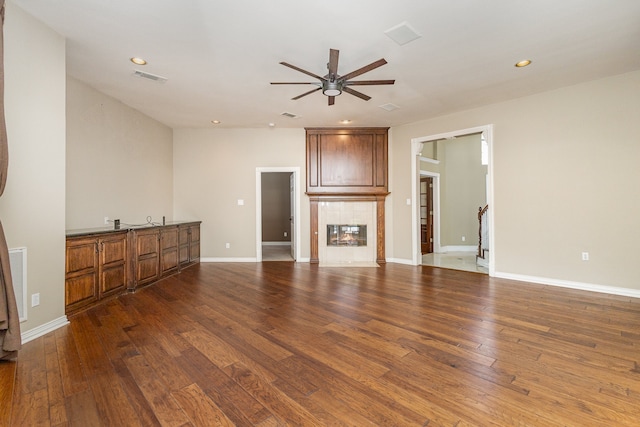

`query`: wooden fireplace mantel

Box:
[305,126,390,264]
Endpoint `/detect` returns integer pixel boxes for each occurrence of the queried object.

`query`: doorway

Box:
[420,176,434,254]
[411,125,494,275]
[256,167,301,262]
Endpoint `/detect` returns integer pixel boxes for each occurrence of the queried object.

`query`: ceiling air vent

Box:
[379,103,400,111]
[280,112,301,119]
[384,21,422,46]
[133,70,168,84]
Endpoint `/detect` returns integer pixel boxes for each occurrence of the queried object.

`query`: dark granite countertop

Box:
[66,220,201,237]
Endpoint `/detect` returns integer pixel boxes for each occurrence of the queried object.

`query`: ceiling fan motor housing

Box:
[323,81,343,96]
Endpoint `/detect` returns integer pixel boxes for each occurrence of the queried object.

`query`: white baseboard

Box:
[21,316,69,344]
[262,241,291,246]
[387,257,416,265]
[202,256,311,263]
[438,245,477,253]
[494,271,640,299]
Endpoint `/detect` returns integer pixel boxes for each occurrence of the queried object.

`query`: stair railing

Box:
[478,205,489,259]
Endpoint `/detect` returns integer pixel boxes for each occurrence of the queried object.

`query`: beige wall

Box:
[261,172,291,242]
[66,77,174,229]
[172,128,308,260]
[0,2,67,331]
[439,134,487,247]
[390,70,640,291]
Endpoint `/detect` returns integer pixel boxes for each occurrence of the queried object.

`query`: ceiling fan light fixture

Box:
[323,81,342,96]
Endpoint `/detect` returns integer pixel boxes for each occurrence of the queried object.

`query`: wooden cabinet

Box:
[66,221,201,313]
[133,228,161,287]
[306,127,389,196]
[160,225,179,276]
[65,231,128,314]
[179,222,200,268]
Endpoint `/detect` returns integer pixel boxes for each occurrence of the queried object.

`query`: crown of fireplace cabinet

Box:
[305,127,389,195]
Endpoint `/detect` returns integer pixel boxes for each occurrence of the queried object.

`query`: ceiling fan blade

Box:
[328,49,339,80]
[343,86,371,101]
[271,82,319,85]
[279,62,325,81]
[292,87,322,100]
[344,79,395,86]
[328,96,335,106]
[339,58,388,81]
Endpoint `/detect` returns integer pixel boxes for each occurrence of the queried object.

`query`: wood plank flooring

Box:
[4,262,640,426]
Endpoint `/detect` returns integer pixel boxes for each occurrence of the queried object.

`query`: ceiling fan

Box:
[271,48,395,106]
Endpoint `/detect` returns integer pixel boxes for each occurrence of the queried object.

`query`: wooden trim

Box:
[376,195,386,264]
[309,199,319,263]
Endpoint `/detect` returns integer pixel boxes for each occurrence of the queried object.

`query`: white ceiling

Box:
[12,0,640,129]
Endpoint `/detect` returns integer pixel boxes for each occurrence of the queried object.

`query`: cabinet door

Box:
[178,226,190,266]
[189,225,200,262]
[65,237,99,313]
[99,233,128,298]
[135,229,160,286]
[160,226,179,276]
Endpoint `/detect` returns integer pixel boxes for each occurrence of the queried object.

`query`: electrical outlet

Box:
[582,252,589,261]
[32,293,40,307]
[225,243,230,249]
[284,231,288,237]
[104,216,109,225]
[462,236,466,242]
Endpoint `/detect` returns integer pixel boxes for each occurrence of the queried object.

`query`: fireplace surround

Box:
[306,127,389,264]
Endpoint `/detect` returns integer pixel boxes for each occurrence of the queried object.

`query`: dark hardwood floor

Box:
[3,262,640,426]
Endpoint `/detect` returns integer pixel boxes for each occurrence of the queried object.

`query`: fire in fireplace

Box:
[327,224,367,247]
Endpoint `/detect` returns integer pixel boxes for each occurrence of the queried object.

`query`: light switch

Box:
[237,199,244,206]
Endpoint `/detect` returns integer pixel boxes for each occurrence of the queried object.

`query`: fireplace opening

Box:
[327,224,367,247]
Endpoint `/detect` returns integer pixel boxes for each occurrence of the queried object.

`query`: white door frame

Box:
[410,125,495,275]
[256,167,301,262]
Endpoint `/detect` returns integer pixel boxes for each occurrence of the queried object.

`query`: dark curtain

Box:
[0,0,22,361]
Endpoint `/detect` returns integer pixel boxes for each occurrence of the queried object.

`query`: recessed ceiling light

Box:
[130,57,147,65]
[515,59,532,68]
[340,120,351,124]
[211,120,221,124]
[268,122,275,127]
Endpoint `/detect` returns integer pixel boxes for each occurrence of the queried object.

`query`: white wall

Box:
[173,128,308,260]
[66,77,173,229]
[390,70,640,292]
[0,1,67,332]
